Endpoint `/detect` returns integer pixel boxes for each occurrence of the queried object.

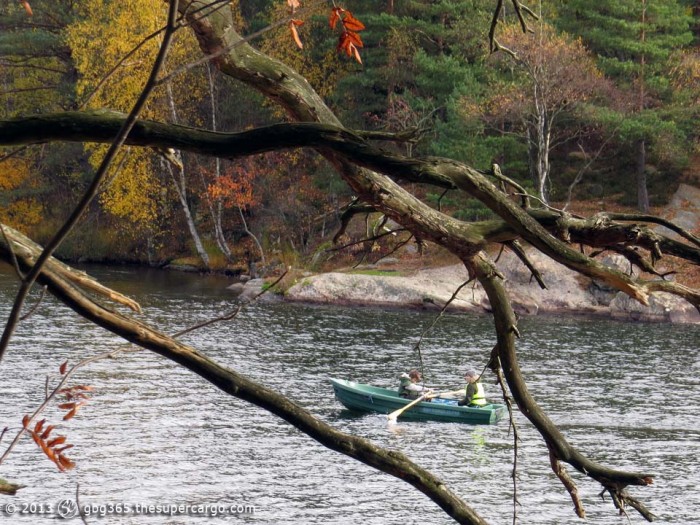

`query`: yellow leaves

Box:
[0,158,43,231]
[95,147,160,227]
[0,158,30,191]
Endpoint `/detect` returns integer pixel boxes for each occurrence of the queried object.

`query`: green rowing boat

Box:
[330,378,506,424]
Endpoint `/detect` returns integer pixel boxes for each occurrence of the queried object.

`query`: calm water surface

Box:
[0,266,698,524]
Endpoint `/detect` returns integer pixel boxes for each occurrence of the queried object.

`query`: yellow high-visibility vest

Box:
[466,382,487,406]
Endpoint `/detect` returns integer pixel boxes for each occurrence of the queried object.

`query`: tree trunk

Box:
[161,157,210,268]
[636,138,649,213]
[164,82,210,267]
[204,63,234,261]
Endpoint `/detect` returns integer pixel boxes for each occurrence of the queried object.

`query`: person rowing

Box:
[398,369,434,399]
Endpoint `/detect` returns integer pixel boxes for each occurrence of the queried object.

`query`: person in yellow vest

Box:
[457,369,487,407]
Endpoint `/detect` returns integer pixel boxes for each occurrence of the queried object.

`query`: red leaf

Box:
[47,436,67,448]
[58,402,75,410]
[342,12,365,32]
[63,407,78,421]
[289,21,304,49]
[22,415,30,428]
[21,1,32,16]
[329,7,343,30]
[59,360,68,375]
[57,455,75,471]
[34,419,46,434]
[346,31,363,48]
[40,425,55,440]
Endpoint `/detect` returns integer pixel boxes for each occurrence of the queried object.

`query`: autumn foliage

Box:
[286,0,365,63]
[20,361,93,472]
[24,416,75,472]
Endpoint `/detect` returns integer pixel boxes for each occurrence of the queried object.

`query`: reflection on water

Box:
[0,265,698,524]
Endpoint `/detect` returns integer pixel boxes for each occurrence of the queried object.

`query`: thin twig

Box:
[326,228,407,253]
[19,286,48,321]
[487,164,530,208]
[597,213,700,248]
[506,240,547,289]
[549,447,586,518]
[173,270,287,337]
[491,353,520,525]
[0,347,127,467]
[371,234,414,266]
[77,0,232,109]
[0,145,29,163]
[413,279,474,353]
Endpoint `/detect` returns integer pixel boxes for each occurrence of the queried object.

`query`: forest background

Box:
[2,0,699,276]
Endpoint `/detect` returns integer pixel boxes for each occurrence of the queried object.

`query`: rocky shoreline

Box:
[233,184,700,324]
[231,249,699,323]
[280,251,699,324]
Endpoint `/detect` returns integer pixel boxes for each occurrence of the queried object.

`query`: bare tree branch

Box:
[0,225,489,525]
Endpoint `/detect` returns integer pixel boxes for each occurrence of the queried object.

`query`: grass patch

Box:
[348,269,401,276]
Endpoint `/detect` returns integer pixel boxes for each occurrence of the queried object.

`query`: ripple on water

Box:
[0,267,698,524]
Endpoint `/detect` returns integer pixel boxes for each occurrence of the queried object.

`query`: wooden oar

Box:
[435,389,464,399]
[387,392,432,423]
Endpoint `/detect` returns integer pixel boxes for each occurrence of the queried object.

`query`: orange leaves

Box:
[58,385,92,420]
[340,12,365,32]
[20,1,32,16]
[329,7,342,30]
[201,158,260,210]
[337,30,364,64]
[286,0,304,49]
[289,19,304,49]
[283,2,365,64]
[17,360,94,473]
[329,8,365,64]
[24,416,75,472]
[207,172,256,209]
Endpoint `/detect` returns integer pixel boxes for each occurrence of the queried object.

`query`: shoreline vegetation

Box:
[204,185,700,324]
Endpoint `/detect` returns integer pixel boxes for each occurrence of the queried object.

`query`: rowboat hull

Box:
[330,378,506,424]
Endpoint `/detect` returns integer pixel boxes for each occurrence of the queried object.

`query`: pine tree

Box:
[557,0,693,211]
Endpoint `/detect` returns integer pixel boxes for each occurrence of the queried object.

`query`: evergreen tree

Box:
[557,0,693,211]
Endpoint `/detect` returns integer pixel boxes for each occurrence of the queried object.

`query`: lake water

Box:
[0,265,698,524]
